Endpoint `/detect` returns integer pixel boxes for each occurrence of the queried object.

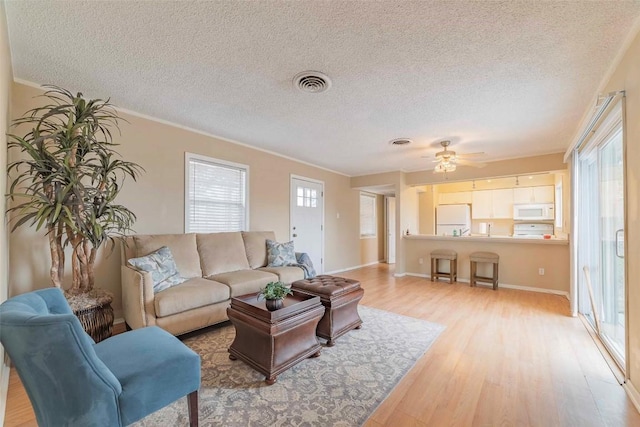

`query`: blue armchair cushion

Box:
[266,239,297,267]
[128,246,187,293]
[94,326,201,425]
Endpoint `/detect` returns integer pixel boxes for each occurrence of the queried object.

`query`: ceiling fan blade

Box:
[421,155,450,162]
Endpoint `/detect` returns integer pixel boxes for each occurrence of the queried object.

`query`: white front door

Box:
[290,176,324,273]
[386,196,396,264]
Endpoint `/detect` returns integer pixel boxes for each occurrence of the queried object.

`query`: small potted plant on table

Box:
[259,281,293,311]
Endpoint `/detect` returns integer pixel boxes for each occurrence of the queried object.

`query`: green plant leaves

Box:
[5,85,144,289]
[259,281,293,300]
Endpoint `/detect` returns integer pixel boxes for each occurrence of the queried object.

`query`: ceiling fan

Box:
[426,140,486,173]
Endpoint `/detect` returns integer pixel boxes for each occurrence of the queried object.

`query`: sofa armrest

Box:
[121,265,156,329]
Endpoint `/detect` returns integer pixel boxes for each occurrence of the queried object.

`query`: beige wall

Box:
[401,183,419,237]
[600,30,640,396]
[8,82,362,317]
[418,186,435,235]
[406,238,570,293]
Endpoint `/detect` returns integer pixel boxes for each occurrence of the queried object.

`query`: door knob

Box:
[293,234,298,237]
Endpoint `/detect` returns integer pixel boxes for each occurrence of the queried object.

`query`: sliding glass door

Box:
[598,130,625,360]
[577,116,626,368]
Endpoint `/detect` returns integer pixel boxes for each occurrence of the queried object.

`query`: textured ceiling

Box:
[5,1,640,176]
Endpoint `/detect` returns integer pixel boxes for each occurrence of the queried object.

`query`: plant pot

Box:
[265,298,284,311]
[65,289,114,343]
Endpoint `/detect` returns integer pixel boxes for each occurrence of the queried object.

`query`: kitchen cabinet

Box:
[513,185,554,204]
[472,189,514,219]
[471,190,492,219]
[438,191,472,205]
[492,189,514,218]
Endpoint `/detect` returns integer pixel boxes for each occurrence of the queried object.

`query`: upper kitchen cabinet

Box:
[513,185,554,204]
[438,191,472,205]
[472,189,514,219]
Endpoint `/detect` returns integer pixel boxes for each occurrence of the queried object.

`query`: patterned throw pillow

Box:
[266,239,297,267]
[127,246,187,293]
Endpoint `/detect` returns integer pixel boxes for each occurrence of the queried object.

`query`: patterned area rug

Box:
[133,306,444,427]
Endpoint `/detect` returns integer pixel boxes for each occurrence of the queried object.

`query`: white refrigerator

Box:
[436,204,471,236]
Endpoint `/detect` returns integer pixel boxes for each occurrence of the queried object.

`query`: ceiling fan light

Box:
[434,162,456,173]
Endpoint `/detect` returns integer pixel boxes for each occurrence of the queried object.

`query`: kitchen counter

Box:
[404,234,569,245]
[403,234,570,295]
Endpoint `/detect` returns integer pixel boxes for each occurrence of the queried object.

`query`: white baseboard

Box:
[406,273,430,278]
[499,283,569,299]
[0,357,10,427]
[393,273,406,278]
[624,380,640,414]
[325,261,380,275]
[404,273,570,298]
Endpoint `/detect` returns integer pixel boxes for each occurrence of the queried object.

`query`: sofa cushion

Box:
[134,234,202,279]
[241,231,276,269]
[266,239,297,267]
[209,270,278,297]
[127,246,187,293]
[154,277,230,318]
[258,266,304,285]
[197,232,250,277]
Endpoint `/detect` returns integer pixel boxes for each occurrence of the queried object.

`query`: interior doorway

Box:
[385,196,396,264]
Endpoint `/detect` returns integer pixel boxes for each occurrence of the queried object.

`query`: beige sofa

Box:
[121,231,304,335]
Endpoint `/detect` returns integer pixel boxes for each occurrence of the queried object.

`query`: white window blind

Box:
[186,154,248,233]
[360,193,376,238]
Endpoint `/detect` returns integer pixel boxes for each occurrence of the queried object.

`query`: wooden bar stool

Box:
[430,249,458,284]
[469,251,499,290]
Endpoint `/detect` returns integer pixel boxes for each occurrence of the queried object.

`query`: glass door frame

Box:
[572,95,628,374]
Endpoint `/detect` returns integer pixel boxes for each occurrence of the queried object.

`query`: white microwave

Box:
[513,203,555,220]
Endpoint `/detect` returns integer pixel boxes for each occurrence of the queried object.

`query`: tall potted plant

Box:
[6,85,143,341]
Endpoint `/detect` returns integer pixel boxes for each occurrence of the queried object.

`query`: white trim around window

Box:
[184,153,250,233]
[360,192,377,238]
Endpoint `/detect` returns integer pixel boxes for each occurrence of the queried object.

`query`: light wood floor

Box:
[5,264,640,426]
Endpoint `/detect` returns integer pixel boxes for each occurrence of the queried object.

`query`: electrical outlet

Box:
[538,268,545,275]
[419,258,424,264]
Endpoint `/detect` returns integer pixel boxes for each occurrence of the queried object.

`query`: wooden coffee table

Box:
[227,291,325,385]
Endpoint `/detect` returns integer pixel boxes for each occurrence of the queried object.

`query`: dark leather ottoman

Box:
[292,275,364,346]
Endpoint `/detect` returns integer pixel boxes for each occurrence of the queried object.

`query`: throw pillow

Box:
[266,239,297,267]
[128,246,187,293]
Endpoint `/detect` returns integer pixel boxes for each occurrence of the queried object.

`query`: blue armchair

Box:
[0,288,201,426]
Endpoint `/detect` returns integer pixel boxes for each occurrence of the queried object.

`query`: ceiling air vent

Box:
[389,138,413,146]
[293,71,332,93]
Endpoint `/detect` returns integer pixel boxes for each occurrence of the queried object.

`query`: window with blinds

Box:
[360,192,376,238]
[185,154,248,233]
